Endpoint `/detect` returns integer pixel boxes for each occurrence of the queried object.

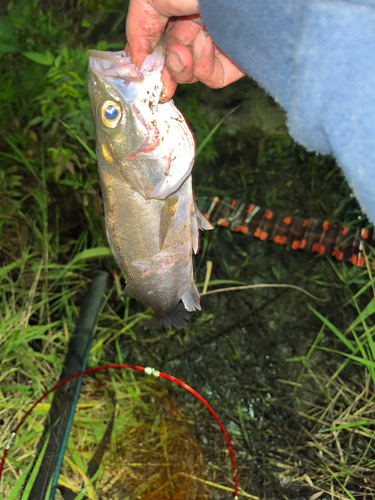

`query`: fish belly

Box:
[100,169,195,316]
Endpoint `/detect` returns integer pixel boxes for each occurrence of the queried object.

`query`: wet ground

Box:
[118,240,348,499]
[109,78,369,499]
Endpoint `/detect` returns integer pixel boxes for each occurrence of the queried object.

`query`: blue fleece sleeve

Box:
[199,0,375,222]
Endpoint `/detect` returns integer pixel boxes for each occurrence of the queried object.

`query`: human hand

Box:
[126,0,246,101]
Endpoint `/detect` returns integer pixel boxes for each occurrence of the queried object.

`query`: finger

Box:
[164,17,202,84]
[192,32,215,81]
[161,43,199,100]
[148,0,199,17]
[126,0,169,68]
[167,44,196,83]
[159,66,178,102]
[193,32,246,88]
[126,0,200,69]
[208,50,246,88]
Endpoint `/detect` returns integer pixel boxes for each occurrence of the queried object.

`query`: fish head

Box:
[88,41,166,165]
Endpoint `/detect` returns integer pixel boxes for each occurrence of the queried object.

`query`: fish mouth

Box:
[88,50,144,82]
[88,35,166,84]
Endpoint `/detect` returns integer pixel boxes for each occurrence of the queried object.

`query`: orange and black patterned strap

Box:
[204,197,374,268]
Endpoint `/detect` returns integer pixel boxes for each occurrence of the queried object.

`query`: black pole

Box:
[22,270,110,500]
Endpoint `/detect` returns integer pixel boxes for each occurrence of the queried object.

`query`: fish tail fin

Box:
[150,303,189,330]
[146,283,201,330]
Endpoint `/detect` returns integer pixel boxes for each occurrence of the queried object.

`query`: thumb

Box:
[126,0,169,68]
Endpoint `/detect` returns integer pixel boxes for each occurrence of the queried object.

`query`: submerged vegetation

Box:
[1,1,375,499]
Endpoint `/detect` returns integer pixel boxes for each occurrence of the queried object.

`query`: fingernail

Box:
[168,52,184,73]
[193,30,206,61]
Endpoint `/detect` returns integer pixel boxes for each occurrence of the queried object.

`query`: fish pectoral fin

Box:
[192,202,214,254]
[159,193,179,250]
[181,282,201,312]
[118,165,147,198]
[125,177,147,199]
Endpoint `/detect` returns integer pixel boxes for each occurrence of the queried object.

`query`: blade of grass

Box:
[319,346,375,369]
[1,135,38,181]
[196,105,241,157]
[59,120,96,160]
[201,283,325,302]
[325,464,356,500]
[309,307,356,353]
[202,261,213,295]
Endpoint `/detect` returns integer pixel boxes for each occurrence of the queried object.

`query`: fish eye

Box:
[99,100,122,128]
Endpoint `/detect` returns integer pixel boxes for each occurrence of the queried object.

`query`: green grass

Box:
[285,253,375,498]
[2,1,375,499]
[0,2,230,496]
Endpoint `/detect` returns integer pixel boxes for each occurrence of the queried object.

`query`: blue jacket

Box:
[200,0,375,222]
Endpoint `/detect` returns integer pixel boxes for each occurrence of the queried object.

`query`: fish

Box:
[87,39,213,328]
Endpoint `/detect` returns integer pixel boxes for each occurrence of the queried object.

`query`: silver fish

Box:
[88,40,212,328]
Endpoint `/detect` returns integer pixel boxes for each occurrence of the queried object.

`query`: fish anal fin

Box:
[159,193,179,250]
[181,282,201,312]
